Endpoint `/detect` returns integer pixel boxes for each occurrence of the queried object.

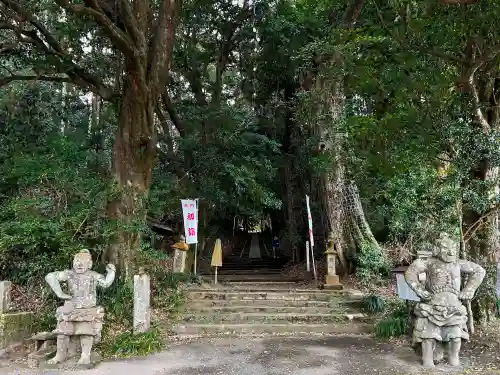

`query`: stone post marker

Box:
[133,267,151,334]
[0,281,12,313]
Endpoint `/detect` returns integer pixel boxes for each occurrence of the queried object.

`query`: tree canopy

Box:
[1,0,499,319]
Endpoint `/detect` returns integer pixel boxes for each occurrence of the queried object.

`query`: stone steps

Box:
[187,290,346,302]
[170,322,373,337]
[205,275,300,283]
[167,271,370,338]
[185,304,346,313]
[194,282,309,291]
[180,311,368,324]
[188,299,348,308]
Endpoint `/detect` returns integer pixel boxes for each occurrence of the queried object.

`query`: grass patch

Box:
[98,327,164,358]
[373,299,411,339]
[361,295,386,314]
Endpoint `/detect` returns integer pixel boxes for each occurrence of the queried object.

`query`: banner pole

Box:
[306,241,310,272]
[194,198,199,275]
[311,243,317,280]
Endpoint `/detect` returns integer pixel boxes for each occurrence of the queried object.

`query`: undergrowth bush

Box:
[98,280,134,327]
[355,241,390,284]
[96,268,195,357]
[373,299,412,339]
[361,295,386,314]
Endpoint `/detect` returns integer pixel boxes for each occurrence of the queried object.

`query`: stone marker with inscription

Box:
[133,267,151,334]
[404,233,485,368]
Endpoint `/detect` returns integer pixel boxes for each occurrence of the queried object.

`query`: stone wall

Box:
[0,312,34,348]
[0,281,35,349]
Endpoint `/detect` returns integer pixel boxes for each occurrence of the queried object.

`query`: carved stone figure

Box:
[45,249,115,367]
[404,233,485,367]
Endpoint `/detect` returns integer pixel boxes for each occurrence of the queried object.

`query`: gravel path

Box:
[1,335,498,375]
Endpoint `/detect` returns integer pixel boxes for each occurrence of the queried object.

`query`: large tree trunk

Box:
[460,47,500,322]
[312,65,382,275]
[464,161,500,323]
[105,71,157,279]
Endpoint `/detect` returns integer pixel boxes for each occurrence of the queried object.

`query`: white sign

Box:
[306,195,314,247]
[181,199,198,244]
[395,274,420,302]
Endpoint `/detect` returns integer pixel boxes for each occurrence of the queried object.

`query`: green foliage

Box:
[355,241,390,283]
[98,328,164,358]
[362,295,386,314]
[98,281,134,327]
[0,84,115,284]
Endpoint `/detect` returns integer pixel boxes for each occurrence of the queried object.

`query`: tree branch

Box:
[147,0,177,93]
[0,74,71,86]
[53,0,136,58]
[0,2,118,101]
[213,5,251,104]
[0,42,17,55]
[118,0,146,52]
[460,43,500,134]
[373,1,467,65]
[341,0,364,27]
[161,90,185,137]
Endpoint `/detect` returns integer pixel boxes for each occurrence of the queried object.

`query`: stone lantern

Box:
[323,233,342,290]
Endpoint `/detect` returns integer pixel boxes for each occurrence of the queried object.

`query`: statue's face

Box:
[73,253,92,273]
[435,235,458,263]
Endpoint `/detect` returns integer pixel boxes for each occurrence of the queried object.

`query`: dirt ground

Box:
[1,334,499,375]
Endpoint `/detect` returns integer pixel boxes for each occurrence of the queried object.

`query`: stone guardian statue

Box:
[45,249,115,366]
[404,233,485,367]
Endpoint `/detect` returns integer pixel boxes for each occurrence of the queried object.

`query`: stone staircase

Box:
[168,281,372,337]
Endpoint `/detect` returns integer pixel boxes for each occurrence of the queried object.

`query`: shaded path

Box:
[1,335,498,375]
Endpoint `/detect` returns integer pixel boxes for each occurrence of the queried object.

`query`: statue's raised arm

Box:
[93,264,116,288]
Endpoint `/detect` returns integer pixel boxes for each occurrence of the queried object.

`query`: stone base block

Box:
[0,312,35,349]
[324,275,343,290]
[35,352,102,370]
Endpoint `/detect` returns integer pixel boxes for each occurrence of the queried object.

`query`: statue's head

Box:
[433,232,459,263]
[73,249,92,274]
[179,235,186,243]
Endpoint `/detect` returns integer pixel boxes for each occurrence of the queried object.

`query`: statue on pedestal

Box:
[45,249,115,367]
[404,233,485,367]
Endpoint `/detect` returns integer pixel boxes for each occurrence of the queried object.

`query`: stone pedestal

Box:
[133,269,151,334]
[324,250,343,290]
[172,249,187,273]
[172,240,189,273]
